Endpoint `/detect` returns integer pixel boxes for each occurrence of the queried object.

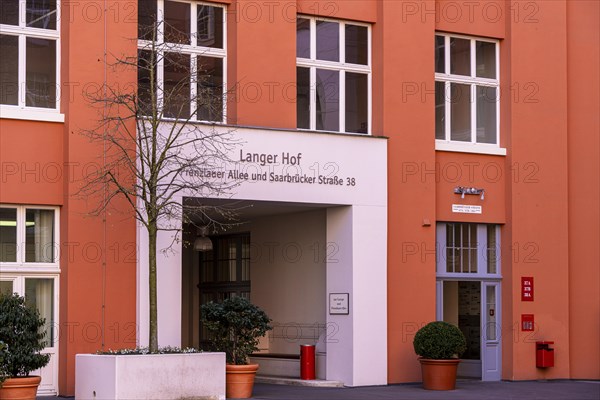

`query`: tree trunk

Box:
[148,224,158,353]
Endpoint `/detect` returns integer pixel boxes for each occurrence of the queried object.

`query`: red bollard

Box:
[300,344,316,380]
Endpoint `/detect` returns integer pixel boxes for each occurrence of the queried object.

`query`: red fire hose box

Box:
[536,341,554,368]
[300,344,316,380]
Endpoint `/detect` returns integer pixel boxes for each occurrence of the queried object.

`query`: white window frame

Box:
[137,0,227,123]
[435,33,503,156]
[0,0,63,122]
[297,15,372,135]
[0,204,60,274]
[436,222,501,279]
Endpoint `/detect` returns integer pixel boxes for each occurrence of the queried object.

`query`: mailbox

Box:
[536,341,554,368]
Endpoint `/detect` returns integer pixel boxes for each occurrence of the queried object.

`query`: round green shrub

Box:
[413,321,467,359]
[201,297,272,365]
[0,293,50,378]
[0,340,8,384]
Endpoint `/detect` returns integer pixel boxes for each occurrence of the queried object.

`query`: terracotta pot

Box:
[418,358,460,390]
[225,364,259,399]
[0,376,42,400]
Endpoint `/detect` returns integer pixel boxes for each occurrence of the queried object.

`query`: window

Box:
[435,34,503,155]
[0,0,61,120]
[436,222,500,276]
[0,205,58,266]
[198,233,250,347]
[137,1,226,122]
[296,16,371,134]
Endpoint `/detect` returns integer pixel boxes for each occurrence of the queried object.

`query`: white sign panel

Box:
[176,125,388,207]
[452,204,482,214]
[329,293,349,315]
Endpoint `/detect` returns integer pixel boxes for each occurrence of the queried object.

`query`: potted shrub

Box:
[413,321,467,390]
[201,297,272,399]
[0,293,50,400]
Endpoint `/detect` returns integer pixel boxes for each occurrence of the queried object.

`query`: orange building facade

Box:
[0,0,598,396]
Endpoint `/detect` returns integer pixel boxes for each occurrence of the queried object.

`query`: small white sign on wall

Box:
[452,204,482,214]
[329,293,349,315]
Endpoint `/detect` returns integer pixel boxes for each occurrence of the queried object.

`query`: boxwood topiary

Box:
[0,340,8,384]
[413,321,467,359]
[201,297,272,365]
[0,293,50,379]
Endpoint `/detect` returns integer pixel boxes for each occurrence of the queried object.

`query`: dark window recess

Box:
[0,35,19,106]
[197,56,223,122]
[138,0,157,40]
[198,233,251,347]
[296,67,310,129]
[345,25,368,65]
[345,72,368,134]
[163,52,191,119]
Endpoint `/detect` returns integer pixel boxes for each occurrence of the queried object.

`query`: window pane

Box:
[138,50,156,116]
[435,35,445,73]
[0,35,18,106]
[450,37,470,76]
[487,225,497,274]
[163,52,191,119]
[476,86,497,144]
[0,208,17,262]
[450,83,471,142]
[316,21,339,62]
[197,56,223,122]
[25,209,55,263]
[315,69,339,131]
[435,81,445,139]
[0,281,13,296]
[165,0,190,44]
[345,24,368,65]
[486,285,496,340]
[476,41,496,79]
[26,0,57,29]
[0,0,19,25]
[296,67,310,129]
[138,0,157,40]
[25,278,54,346]
[345,72,368,133]
[296,17,310,58]
[197,5,223,48]
[26,38,56,108]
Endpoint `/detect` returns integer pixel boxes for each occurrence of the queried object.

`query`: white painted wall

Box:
[326,205,388,386]
[250,210,327,355]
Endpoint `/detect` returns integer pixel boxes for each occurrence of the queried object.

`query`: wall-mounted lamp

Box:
[454,186,485,200]
[193,226,213,252]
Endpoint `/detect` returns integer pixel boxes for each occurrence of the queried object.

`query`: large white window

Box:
[0,205,59,268]
[436,222,500,277]
[0,0,61,122]
[435,34,503,155]
[0,204,59,394]
[296,16,371,134]
[137,0,226,122]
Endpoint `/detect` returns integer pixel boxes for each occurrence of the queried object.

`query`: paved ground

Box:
[250,380,600,400]
[41,380,600,400]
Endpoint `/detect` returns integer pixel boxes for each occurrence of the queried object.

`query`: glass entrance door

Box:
[437,280,501,380]
[482,282,501,381]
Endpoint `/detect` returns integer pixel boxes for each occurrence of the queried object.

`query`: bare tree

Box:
[78,20,241,353]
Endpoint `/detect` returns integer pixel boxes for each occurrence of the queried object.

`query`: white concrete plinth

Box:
[75,353,225,400]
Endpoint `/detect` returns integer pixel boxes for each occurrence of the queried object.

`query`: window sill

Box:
[435,141,506,156]
[0,264,61,274]
[0,106,65,123]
